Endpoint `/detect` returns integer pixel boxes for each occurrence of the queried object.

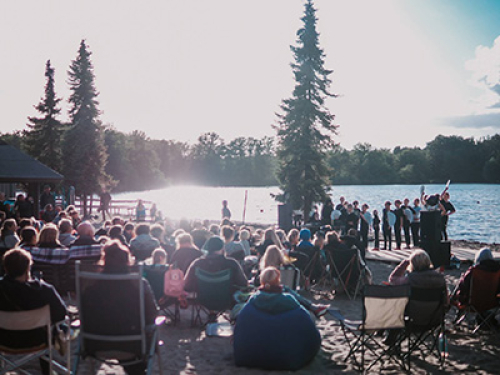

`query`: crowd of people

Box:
[2,189,496,375]
[314,186,456,252]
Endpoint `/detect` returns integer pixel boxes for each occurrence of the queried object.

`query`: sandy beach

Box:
[70,243,499,375]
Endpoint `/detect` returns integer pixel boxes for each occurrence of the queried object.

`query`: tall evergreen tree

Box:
[62,40,111,215]
[25,60,64,171]
[275,0,337,221]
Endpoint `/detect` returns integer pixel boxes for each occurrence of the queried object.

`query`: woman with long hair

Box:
[37,224,65,248]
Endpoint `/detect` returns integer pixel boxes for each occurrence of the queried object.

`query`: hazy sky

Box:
[2,0,500,149]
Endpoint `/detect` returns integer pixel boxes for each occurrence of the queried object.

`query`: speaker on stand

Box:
[420,210,450,268]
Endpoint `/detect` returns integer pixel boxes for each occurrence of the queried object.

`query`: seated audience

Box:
[0,248,67,375]
[71,221,99,246]
[129,224,160,262]
[239,229,251,257]
[169,233,203,273]
[452,247,500,306]
[108,225,128,246]
[0,218,19,250]
[233,267,321,371]
[58,219,76,247]
[42,204,56,223]
[184,236,248,295]
[83,240,158,375]
[123,222,135,244]
[18,226,39,248]
[37,224,65,248]
[151,248,168,266]
[190,220,210,250]
[296,228,315,260]
[221,225,245,260]
[389,249,447,290]
[256,246,328,318]
[256,228,283,257]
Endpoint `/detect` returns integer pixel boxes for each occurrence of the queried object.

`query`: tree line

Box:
[328,135,500,185]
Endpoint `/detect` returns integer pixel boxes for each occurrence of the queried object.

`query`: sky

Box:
[1,0,500,150]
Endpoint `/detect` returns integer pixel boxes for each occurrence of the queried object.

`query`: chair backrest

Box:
[0,304,50,331]
[470,268,500,313]
[76,262,147,360]
[407,286,446,330]
[142,264,169,300]
[363,284,410,330]
[0,305,51,353]
[330,245,360,285]
[194,268,233,312]
[280,265,300,290]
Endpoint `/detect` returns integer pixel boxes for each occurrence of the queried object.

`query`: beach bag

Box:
[164,267,185,298]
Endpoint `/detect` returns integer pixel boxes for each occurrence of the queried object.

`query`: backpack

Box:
[164,267,185,298]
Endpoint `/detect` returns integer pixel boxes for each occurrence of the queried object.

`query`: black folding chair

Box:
[73,262,162,375]
[329,246,366,300]
[404,286,447,370]
[330,284,411,373]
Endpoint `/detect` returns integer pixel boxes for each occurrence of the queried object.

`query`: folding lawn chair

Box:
[454,268,500,333]
[142,264,181,325]
[330,284,410,373]
[191,268,234,326]
[404,286,447,370]
[73,262,162,375]
[330,246,366,300]
[0,305,71,375]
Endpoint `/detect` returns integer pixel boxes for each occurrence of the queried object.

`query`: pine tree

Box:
[25,60,64,171]
[275,0,338,222]
[62,40,111,215]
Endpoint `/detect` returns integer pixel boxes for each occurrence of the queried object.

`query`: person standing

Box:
[344,204,358,234]
[98,188,112,222]
[222,200,231,220]
[320,198,333,226]
[382,201,392,251]
[372,209,380,250]
[359,204,370,250]
[411,198,421,247]
[440,188,456,241]
[402,198,413,249]
[393,200,404,250]
[40,185,56,211]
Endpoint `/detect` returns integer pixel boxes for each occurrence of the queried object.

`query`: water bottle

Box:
[438,332,449,358]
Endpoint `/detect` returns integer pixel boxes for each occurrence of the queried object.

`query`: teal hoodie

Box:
[248,289,301,315]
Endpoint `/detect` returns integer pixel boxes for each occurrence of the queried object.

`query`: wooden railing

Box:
[70,197,155,221]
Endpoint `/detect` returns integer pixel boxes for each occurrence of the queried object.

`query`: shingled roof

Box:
[0,140,63,183]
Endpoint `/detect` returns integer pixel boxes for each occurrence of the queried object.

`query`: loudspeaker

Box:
[278,204,293,232]
[421,239,451,268]
[420,210,441,243]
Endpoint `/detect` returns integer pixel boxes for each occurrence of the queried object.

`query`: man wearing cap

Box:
[184,236,248,294]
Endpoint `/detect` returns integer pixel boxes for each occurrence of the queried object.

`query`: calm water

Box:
[115,184,500,244]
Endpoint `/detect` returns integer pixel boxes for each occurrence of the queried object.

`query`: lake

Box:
[115,184,500,244]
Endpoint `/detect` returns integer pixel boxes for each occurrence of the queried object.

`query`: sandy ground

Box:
[73,257,498,375]
[17,244,500,375]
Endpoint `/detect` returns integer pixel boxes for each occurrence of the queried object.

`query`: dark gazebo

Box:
[0,140,64,217]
